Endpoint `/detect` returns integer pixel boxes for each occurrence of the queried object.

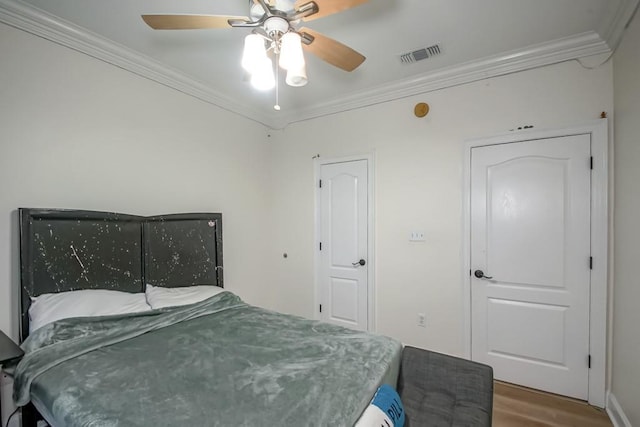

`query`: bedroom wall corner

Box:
[611,8,640,427]
[266,59,614,357]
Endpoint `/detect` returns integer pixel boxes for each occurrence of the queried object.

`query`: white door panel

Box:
[487,298,567,365]
[330,173,359,267]
[319,160,368,331]
[487,157,567,286]
[471,134,591,400]
[330,278,359,323]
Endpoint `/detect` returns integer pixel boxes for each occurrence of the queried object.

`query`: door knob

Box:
[474,269,493,279]
[352,259,366,267]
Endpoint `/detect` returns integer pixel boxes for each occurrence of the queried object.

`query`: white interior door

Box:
[318,159,369,331]
[470,134,591,400]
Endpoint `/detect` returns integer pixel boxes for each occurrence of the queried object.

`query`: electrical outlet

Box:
[417,313,426,327]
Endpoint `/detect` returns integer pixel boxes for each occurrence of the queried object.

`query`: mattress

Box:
[14,291,402,426]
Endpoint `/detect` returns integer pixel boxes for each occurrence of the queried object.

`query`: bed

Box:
[12,208,402,427]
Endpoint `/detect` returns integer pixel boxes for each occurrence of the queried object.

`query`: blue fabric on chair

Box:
[356,384,405,427]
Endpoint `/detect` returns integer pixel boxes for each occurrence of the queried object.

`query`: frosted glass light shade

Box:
[279,32,305,71]
[286,64,308,87]
[250,56,275,90]
[242,34,267,74]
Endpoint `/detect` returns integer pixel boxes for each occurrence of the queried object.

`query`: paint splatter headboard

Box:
[18,208,223,341]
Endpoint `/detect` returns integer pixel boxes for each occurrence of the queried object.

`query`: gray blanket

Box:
[14,292,402,426]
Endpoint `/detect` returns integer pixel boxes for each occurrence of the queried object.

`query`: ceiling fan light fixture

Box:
[279,31,306,71]
[286,64,308,86]
[250,56,276,90]
[143,0,370,95]
[241,33,267,74]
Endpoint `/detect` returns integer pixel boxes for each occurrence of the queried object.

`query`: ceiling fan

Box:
[142,0,369,94]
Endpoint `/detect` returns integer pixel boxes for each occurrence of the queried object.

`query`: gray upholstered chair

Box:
[398,346,493,426]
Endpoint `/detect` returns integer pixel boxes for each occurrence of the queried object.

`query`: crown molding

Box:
[599,0,640,51]
[271,31,611,128]
[0,0,622,130]
[0,0,275,127]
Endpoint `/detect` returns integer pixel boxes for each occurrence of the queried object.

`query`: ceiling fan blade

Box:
[295,0,369,21]
[299,27,365,72]
[141,14,249,30]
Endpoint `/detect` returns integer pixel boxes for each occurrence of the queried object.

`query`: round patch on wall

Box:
[414,102,430,118]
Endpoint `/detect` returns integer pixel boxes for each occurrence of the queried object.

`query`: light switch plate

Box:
[409,231,426,242]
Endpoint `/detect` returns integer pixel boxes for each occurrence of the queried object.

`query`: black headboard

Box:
[18,208,223,341]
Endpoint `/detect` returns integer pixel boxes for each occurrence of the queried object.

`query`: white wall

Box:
[0,22,273,340]
[612,10,640,426]
[267,59,613,356]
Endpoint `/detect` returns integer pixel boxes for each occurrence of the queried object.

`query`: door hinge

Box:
[319,179,322,188]
[588,354,592,369]
[590,256,593,270]
[319,242,322,251]
[590,157,593,170]
[319,304,322,313]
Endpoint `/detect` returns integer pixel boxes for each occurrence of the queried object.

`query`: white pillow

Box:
[145,284,225,309]
[29,289,152,333]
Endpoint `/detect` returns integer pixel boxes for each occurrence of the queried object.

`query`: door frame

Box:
[462,119,608,407]
[314,154,376,332]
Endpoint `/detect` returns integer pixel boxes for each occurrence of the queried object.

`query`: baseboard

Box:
[607,392,632,427]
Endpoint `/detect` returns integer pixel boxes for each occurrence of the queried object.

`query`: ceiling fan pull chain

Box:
[274,50,281,111]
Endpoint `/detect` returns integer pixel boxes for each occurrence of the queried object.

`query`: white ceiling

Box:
[1,0,638,128]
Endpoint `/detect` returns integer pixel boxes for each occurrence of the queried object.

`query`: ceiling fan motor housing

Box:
[264,16,290,38]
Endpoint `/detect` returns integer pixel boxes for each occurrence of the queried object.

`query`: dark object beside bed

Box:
[398,346,493,427]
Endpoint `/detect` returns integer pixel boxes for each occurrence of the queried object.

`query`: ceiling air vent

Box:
[399,44,442,64]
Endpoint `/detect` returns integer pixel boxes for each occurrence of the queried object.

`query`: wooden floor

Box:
[493,381,613,427]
